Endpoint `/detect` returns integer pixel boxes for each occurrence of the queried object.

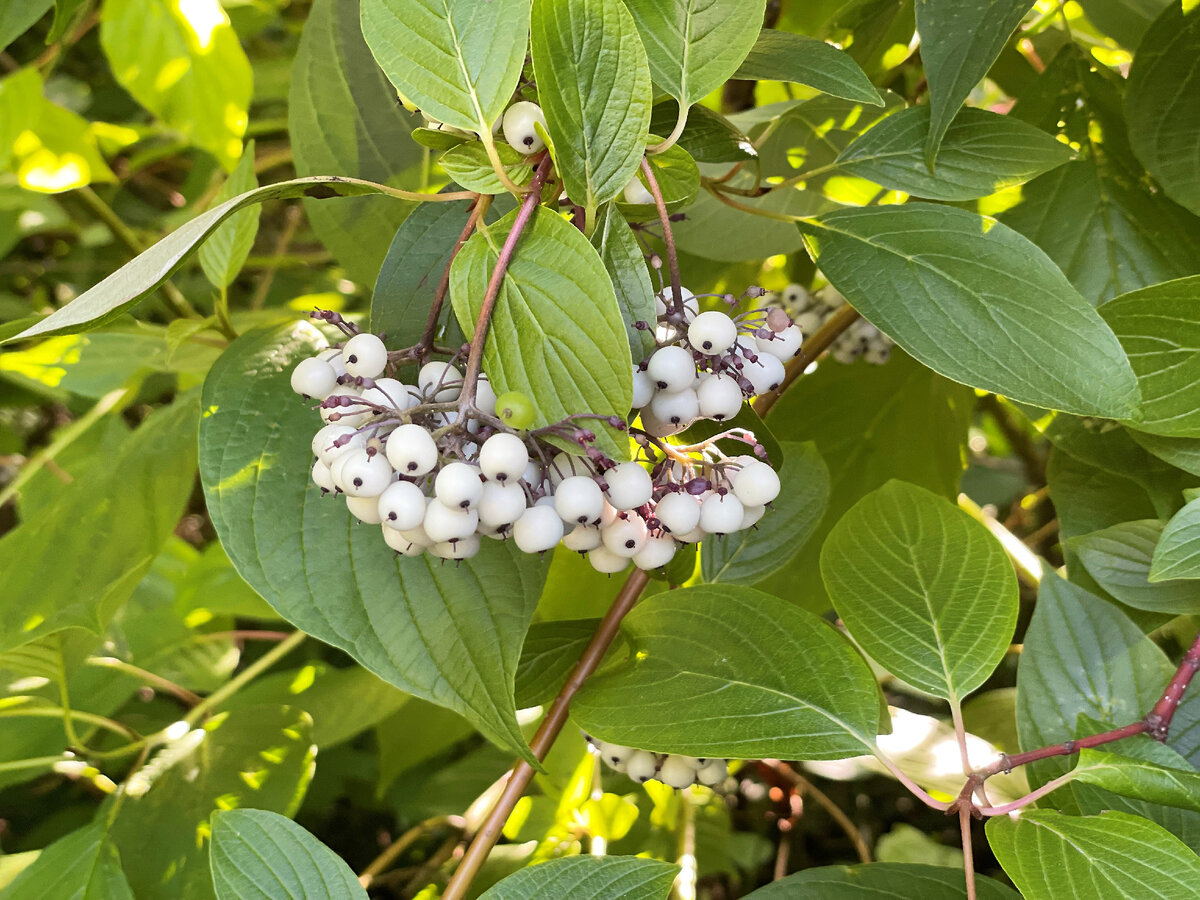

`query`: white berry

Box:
[312,424,363,466]
[478,481,527,529]
[625,750,657,783]
[502,101,547,155]
[756,323,802,360]
[423,499,479,542]
[588,545,629,574]
[385,424,439,476]
[513,505,565,553]
[631,367,654,409]
[699,492,745,535]
[345,494,384,524]
[554,475,604,525]
[341,333,388,379]
[435,462,483,510]
[622,175,654,205]
[696,759,728,786]
[382,524,427,556]
[562,524,603,552]
[687,311,738,355]
[418,361,463,402]
[649,388,699,427]
[479,433,529,483]
[430,535,480,560]
[696,373,744,421]
[741,351,785,395]
[604,462,653,510]
[310,460,335,493]
[378,480,427,530]
[331,449,393,498]
[655,287,697,320]
[732,460,780,507]
[602,514,648,558]
[549,452,593,486]
[633,534,677,570]
[658,755,697,789]
[291,357,338,399]
[654,492,701,534]
[646,346,696,393]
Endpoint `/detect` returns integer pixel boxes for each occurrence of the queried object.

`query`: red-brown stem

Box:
[959,807,977,900]
[752,304,861,417]
[458,156,553,409]
[441,568,651,900]
[1146,629,1200,739]
[639,157,683,317]
[416,197,487,358]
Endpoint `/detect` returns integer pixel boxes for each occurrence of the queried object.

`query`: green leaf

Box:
[1,824,133,900]
[616,140,700,221]
[821,480,1018,699]
[914,0,1035,166]
[702,441,830,585]
[672,187,821,262]
[1016,570,1174,787]
[799,203,1141,419]
[0,0,52,53]
[733,29,883,106]
[1076,0,1171,48]
[530,0,652,210]
[743,862,1019,899]
[198,140,259,290]
[99,0,251,170]
[622,0,768,108]
[1073,520,1200,614]
[573,585,881,760]
[1099,276,1200,438]
[439,142,534,194]
[1000,160,1200,306]
[515,618,599,709]
[211,809,367,900]
[837,106,1073,201]
[1130,431,1200,477]
[757,351,971,612]
[1152,498,1200,581]
[369,195,476,349]
[360,0,528,134]
[1072,747,1200,812]
[106,705,315,900]
[0,394,197,652]
[291,0,425,286]
[1126,3,1200,212]
[589,204,656,361]
[648,101,756,164]
[478,855,677,900]
[987,810,1200,899]
[2,177,401,345]
[47,0,88,44]
[198,324,548,760]
[449,207,633,460]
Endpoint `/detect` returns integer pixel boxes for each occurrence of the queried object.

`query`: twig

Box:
[978,393,1046,485]
[249,203,303,310]
[766,761,871,864]
[358,815,465,889]
[416,197,489,358]
[959,807,977,900]
[440,568,651,900]
[753,305,861,416]
[672,790,697,900]
[182,631,306,727]
[86,657,202,708]
[639,157,683,316]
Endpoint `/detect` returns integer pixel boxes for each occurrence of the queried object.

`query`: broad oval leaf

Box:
[733,29,883,106]
[1072,520,1200,614]
[360,0,528,133]
[211,809,367,900]
[2,824,133,900]
[589,204,656,361]
[623,0,768,108]
[821,480,1018,700]
[531,0,652,210]
[616,140,701,222]
[743,862,1019,899]
[915,0,1035,166]
[1152,498,1200,582]
[3,177,399,345]
[987,810,1200,899]
[649,101,756,164]
[798,203,1141,419]
[573,585,882,760]
[1126,3,1200,212]
[1099,275,1200,438]
[1072,746,1200,813]
[449,207,633,460]
[702,441,830,585]
[439,142,534,194]
[515,618,599,709]
[291,0,425,285]
[837,106,1073,201]
[1016,570,1175,788]
[198,140,259,290]
[198,323,548,760]
[1130,430,1200,477]
[477,855,678,900]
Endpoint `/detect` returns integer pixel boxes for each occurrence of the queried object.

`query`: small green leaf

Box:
[1151,498,1200,581]
[1,824,133,900]
[360,0,528,134]
[743,862,1019,899]
[198,324,549,761]
[106,706,315,900]
[439,142,533,194]
[1100,275,1200,438]
[100,0,251,169]
[616,140,700,221]
[1126,3,1200,212]
[531,0,652,210]
[799,203,1141,419]
[822,480,1019,699]
[590,204,656,361]
[515,619,599,709]
[987,811,1200,899]
[291,0,425,286]
[702,441,830,585]
[2,177,400,344]
[623,0,768,108]
[837,106,1072,200]
[1130,431,1200,477]
[915,0,1035,166]
[450,207,633,459]
[1073,520,1200,613]
[1076,0,1170,48]
[0,0,52,53]
[211,809,367,900]
[198,141,259,290]
[649,101,755,164]
[733,29,883,106]
[573,585,881,760]
[477,855,678,900]
[1072,747,1200,813]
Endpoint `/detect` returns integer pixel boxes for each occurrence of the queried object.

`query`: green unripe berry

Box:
[495,391,535,429]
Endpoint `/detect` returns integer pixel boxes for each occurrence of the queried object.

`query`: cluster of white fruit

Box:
[632,286,802,438]
[584,734,731,790]
[777,282,893,365]
[410,95,550,159]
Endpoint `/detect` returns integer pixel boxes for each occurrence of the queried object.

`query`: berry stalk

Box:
[415,195,490,361]
[639,156,685,319]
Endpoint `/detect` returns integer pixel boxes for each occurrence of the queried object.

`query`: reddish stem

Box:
[639,157,683,317]
[416,197,487,359]
[1146,629,1200,739]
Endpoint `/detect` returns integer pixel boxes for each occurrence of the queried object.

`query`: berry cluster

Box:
[584,733,731,791]
[777,282,894,365]
[410,96,549,158]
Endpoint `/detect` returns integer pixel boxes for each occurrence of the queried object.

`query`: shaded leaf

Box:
[733,28,882,106]
[515,619,599,709]
[743,862,1018,899]
[589,204,656,361]
[198,140,259,290]
[1,824,133,900]
[1151,498,1200,582]
[649,101,755,164]
[478,855,677,900]
[1073,520,1200,614]
[1072,746,1200,812]
[0,0,52,53]
[439,142,533,194]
